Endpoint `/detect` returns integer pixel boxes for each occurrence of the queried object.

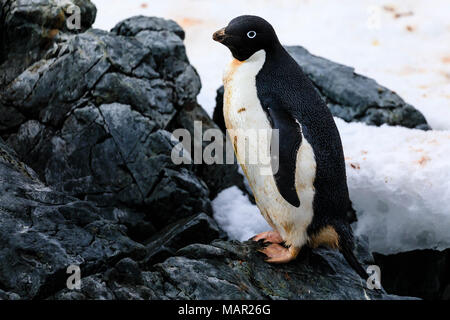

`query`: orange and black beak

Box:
[212,27,228,43]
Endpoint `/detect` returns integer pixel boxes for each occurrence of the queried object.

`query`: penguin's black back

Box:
[255,45,351,236]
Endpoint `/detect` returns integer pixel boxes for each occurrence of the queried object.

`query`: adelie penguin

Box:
[213,15,368,279]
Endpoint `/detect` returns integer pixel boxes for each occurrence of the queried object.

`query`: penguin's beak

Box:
[213,27,228,43]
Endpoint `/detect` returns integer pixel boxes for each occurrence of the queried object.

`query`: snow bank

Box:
[212,186,269,242]
[213,119,450,254]
[336,118,450,254]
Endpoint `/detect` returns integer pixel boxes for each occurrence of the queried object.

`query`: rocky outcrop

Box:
[0,137,224,299]
[51,238,411,300]
[169,100,247,199]
[213,46,429,131]
[1,13,206,213]
[0,138,144,299]
[0,0,244,299]
[0,0,96,88]
[0,0,247,226]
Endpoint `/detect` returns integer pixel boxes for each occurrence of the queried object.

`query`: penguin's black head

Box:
[213,15,280,61]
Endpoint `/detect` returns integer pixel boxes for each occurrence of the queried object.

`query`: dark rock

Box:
[0,0,96,88]
[51,257,166,300]
[0,2,218,232]
[286,46,429,129]
[51,239,415,300]
[212,86,226,132]
[374,248,450,300]
[52,275,115,300]
[0,1,246,232]
[0,138,146,299]
[108,258,144,285]
[111,15,185,42]
[155,241,375,299]
[0,289,21,300]
[213,46,429,131]
[169,101,247,199]
[144,212,225,264]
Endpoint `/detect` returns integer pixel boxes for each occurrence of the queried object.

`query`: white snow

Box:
[336,118,450,254]
[90,1,450,254]
[212,186,269,242]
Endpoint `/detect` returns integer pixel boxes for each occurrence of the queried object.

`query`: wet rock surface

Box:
[213,46,429,132]
[0,0,428,300]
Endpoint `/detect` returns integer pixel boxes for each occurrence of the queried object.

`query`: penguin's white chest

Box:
[223,50,316,248]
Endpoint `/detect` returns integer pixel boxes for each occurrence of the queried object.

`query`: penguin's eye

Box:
[247,31,256,39]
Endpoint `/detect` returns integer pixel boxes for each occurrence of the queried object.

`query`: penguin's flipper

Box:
[267,107,302,208]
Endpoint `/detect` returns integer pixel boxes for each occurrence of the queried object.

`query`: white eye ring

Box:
[247,31,256,39]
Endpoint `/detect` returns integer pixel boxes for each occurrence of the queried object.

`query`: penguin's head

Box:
[213,15,280,61]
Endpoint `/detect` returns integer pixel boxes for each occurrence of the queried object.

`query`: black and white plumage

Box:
[213,15,367,279]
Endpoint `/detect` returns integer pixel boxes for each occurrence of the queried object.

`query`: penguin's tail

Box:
[340,240,369,280]
[335,223,368,280]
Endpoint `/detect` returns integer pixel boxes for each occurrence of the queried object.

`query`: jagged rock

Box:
[0,289,21,300]
[170,102,247,199]
[0,0,246,226]
[111,15,185,40]
[0,136,226,300]
[0,0,96,88]
[0,138,146,299]
[213,46,429,131]
[51,257,167,300]
[51,239,414,300]
[212,86,226,133]
[0,1,223,233]
[112,16,246,199]
[144,212,225,265]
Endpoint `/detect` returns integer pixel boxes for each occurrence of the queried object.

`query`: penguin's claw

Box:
[251,231,283,244]
[258,244,299,264]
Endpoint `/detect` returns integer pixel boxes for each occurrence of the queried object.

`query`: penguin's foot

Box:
[250,231,283,244]
[258,244,300,264]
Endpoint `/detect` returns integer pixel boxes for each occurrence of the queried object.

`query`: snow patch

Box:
[212,186,269,242]
[336,118,450,254]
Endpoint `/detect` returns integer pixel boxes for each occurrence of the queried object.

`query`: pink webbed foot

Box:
[257,244,300,264]
[250,230,283,244]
